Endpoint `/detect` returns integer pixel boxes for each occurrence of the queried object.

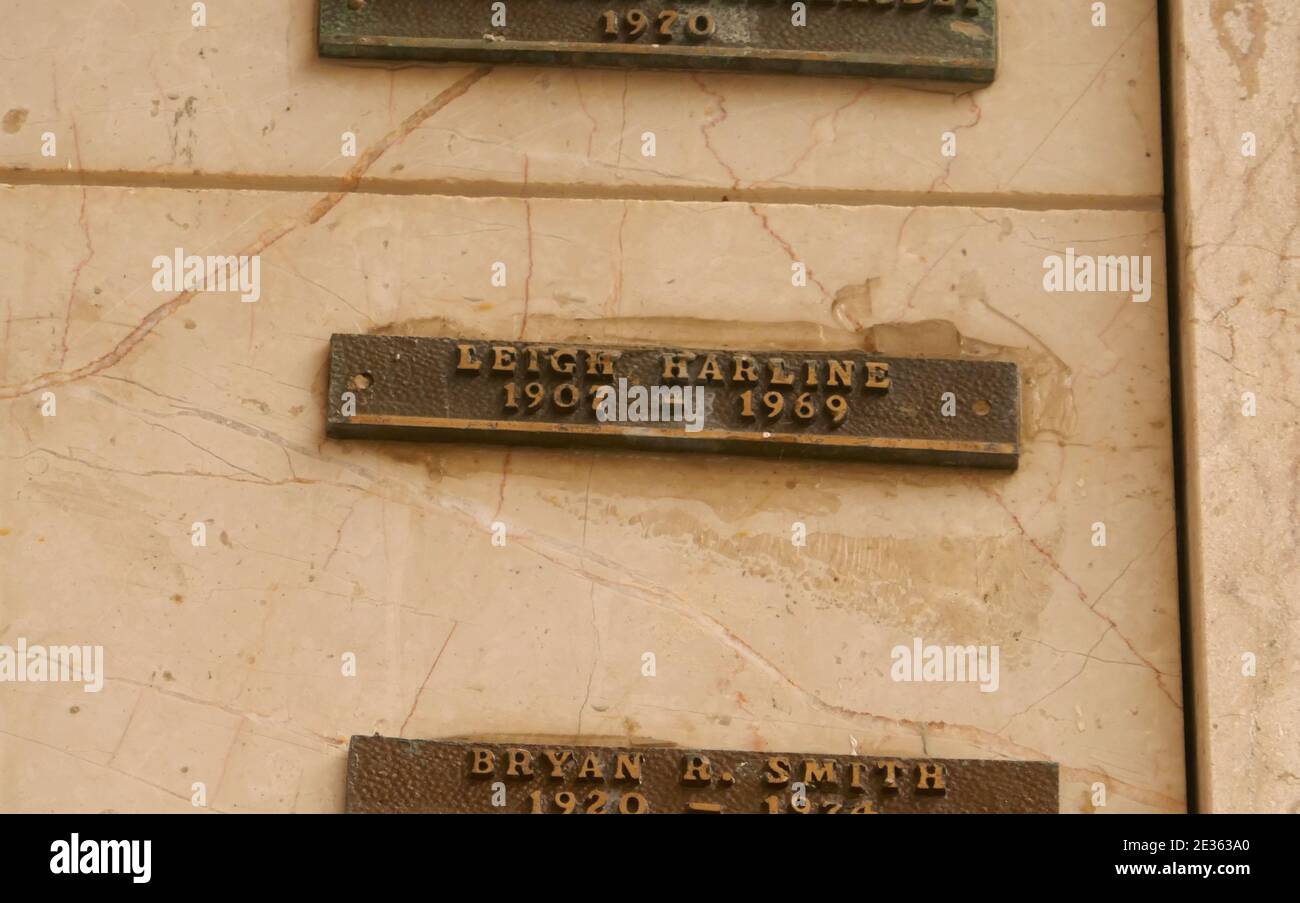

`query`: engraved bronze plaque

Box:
[346,737,1059,813]
[326,334,1020,468]
[319,0,998,83]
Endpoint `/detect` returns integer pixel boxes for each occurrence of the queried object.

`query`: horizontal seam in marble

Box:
[0,169,1164,213]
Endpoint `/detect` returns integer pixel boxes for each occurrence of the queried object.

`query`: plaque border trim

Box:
[339,413,1018,457]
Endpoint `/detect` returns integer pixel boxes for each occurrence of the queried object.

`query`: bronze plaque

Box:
[319,0,998,83]
[346,737,1058,813]
[326,334,1020,468]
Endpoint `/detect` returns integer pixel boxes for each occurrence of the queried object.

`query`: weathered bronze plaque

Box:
[326,334,1020,468]
[319,0,998,83]
[346,737,1058,813]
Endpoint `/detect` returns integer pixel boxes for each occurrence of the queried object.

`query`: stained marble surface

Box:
[0,185,1182,812]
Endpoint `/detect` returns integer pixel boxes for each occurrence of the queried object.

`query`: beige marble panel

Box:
[0,184,1181,812]
[1168,0,1300,813]
[0,0,1162,202]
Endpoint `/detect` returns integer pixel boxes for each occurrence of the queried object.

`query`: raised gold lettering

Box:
[469,747,495,776]
[917,762,947,792]
[697,354,726,383]
[827,359,855,387]
[577,752,604,781]
[614,753,643,783]
[802,759,839,787]
[769,358,796,386]
[456,343,481,371]
[681,754,712,784]
[876,758,904,791]
[492,345,517,373]
[766,756,792,785]
[585,349,621,377]
[542,748,573,778]
[551,348,578,375]
[504,747,534,778]
[662,352,697,380]
[865,361,892,391]
[524,346,543,373]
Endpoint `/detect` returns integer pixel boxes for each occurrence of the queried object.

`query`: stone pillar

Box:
[1166,0,1300,814]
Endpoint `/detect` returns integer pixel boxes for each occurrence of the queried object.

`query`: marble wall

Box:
[0,1,1186,812]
